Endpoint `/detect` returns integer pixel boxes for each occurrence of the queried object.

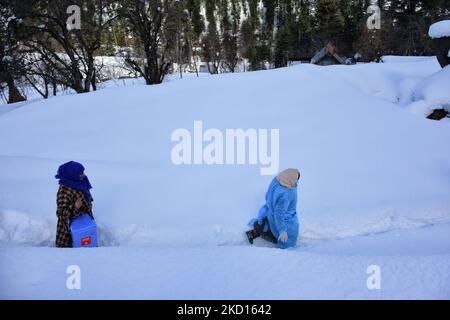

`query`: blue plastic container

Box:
[70,214,98,248]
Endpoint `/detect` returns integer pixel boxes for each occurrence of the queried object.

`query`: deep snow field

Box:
[1,57,450,299]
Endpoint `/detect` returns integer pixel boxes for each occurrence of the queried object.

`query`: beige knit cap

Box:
[276,168,300,188]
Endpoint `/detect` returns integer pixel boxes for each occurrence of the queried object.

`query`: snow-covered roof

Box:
[428,20,450,39]
[310,47,347,65]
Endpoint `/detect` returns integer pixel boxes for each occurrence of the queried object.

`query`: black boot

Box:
[246,220,267,245]
[246,229,259,244]
[253,220,265,235]
[255,218,278,244]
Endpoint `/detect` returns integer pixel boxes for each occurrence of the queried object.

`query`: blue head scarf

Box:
[55,161,93,202]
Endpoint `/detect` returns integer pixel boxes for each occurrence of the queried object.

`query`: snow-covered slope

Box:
[1,57,449,245]
[1,58,450,299]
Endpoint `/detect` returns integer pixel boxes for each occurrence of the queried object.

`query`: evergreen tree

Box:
[298,0,314,56]
[274,25,291,67]
[314,0,345,47]
[186,0,204,38]
[240,0,268,71]
[337,0,367,53]
[185,0,204,74]
[202,0,221,73]
[273,0,299,68]
[220,0,240,72]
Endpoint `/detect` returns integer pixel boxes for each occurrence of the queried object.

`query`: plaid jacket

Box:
[55,185,93,248]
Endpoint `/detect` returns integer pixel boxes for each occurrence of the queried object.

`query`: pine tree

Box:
[186,0,204,38]
[220,0,240,72]
[337,0,367,53]
[298,0,314,56]
[384,0,450,56]
[314,0,345,47]
[185,0,204,74]
[274,26,291,67]
[202,0,221,73]
[273,0,299,68]
[240,0,268,71]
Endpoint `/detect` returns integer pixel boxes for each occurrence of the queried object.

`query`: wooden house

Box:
[310,42,348,65]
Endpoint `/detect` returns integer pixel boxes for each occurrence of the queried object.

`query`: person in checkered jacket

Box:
[55,161,94,248]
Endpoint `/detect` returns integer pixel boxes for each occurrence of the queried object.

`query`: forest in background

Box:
[1,0,449,103]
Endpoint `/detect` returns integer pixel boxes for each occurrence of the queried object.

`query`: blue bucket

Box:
[70,214,98,248]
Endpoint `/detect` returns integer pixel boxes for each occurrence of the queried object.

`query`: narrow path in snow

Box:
[1,223,450,299]
[2,207,450,256]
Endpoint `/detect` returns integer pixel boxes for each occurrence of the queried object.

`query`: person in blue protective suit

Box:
[246,168,300,249]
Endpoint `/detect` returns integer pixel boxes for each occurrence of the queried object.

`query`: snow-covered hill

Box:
[1,58,450,299]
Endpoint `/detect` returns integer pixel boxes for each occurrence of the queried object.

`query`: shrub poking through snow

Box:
[427,109,449,120]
